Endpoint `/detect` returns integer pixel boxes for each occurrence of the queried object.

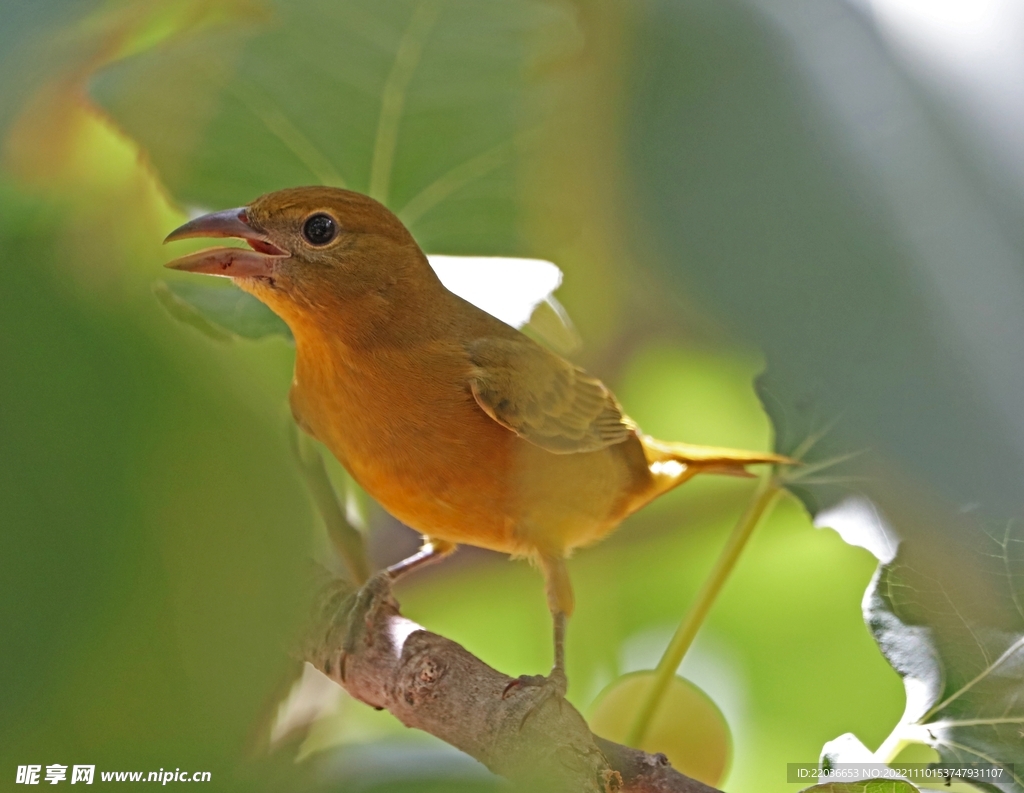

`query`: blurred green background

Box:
[3,1,1023,791]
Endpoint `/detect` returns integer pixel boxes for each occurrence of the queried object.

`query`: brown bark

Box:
[303,575,724,793]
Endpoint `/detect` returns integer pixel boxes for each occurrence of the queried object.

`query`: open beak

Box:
[163,208,289,278]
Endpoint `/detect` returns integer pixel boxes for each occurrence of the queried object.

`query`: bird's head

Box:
[164,186,441,334]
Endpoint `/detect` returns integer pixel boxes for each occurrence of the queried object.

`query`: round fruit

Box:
[589,671,732,787]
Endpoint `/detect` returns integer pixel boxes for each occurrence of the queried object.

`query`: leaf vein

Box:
[368,0,443,204]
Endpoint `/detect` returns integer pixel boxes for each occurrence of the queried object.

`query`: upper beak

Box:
[163,207,289,278]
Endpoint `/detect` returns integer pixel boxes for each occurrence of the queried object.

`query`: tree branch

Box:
[303,575,725,793]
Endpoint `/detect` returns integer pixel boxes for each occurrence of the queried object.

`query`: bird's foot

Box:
[501,667,568,729]
[340,571,396,670]
[502,667,567,699]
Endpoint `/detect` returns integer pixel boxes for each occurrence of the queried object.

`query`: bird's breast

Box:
[292,339,524,549]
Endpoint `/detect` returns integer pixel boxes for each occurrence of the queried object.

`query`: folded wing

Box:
[467,337,633,454]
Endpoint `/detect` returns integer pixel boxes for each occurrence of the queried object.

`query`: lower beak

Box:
[163,207,289,278]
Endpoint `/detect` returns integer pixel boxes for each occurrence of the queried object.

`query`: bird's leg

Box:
[386,537,457,581]
[545,555,573,686]
[551,609,567,688]
[503,555,573,701]
[341,538,457,663]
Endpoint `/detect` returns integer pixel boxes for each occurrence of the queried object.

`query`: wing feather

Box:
[467,337,633,454]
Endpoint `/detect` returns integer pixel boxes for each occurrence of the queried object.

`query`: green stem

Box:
[625,474,783,747]
[290,426,371,586]
[874,729,913,765]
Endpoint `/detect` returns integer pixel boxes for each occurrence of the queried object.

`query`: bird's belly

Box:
[293,360,647,558]
[353,443,633,557]
[354,442,518,553]
[347,432,642,558]
[300,377,521,551]
[508,439,647,555]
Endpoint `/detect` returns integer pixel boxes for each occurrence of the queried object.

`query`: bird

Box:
[164,186,789,693]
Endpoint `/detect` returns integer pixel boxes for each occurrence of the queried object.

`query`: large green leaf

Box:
[0,184,313,791]
[865,524,1024,793]
[153,279,291,341]
[622,0,1024,787]
[92,0,577,344]
[626,0,1024,519]
[0,0,104,135]
[90,0,576,253]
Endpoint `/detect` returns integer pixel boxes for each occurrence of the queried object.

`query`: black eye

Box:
[302,213,337,246]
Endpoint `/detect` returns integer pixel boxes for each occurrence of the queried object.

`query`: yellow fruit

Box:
[589,671,732,787]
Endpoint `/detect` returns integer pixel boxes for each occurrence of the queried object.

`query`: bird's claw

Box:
[502,670,566,699]
[501,668,568,729]
[341,571,395,656]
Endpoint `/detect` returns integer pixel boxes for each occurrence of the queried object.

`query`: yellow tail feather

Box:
[641,434,791,469]
[636,435,792,507]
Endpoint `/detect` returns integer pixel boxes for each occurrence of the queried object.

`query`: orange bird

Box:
[164,187,787,691]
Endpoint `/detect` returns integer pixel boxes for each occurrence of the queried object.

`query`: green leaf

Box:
[625,0,1024,523]
[0,0,104,135]
[621,2,1024,789]
[799,782,919,793]
[153,279,291,341]
[98,1,580,344]
[866,524,1024,793]
[0,184,313,792]
[90,0,578,255]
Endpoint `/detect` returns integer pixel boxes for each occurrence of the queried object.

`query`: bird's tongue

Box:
[247,238,285,256]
